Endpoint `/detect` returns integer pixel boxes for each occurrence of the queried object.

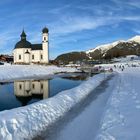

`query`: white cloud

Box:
[111,0,140,8]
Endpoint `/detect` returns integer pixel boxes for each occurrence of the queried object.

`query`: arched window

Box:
[32,55,34,59]
[19,55,21,60]
[32,84,35,89]
[44,37,46,40]
[41,84,43,89]
[19,84,22,90]
[41,54,43,59]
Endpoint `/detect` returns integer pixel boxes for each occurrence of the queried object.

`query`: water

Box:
[0,73,89,111]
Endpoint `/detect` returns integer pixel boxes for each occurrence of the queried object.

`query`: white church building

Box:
[13,27,49,64]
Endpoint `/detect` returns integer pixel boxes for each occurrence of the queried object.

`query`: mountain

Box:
[128,35,140,43]
[55,35,140,64]
[86,35,140,59]
[55,52,89,64]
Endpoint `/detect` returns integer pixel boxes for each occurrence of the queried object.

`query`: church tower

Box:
[42,27,49,64]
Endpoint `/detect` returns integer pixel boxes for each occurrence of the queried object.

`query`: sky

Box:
[0,0,140,59]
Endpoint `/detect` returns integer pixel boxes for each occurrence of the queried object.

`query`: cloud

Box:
[111,0,140,8]
[50,14,140,37]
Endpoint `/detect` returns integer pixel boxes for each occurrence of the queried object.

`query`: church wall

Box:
[31,50,41,63]
[14,48,31,64]
[24,53,30,64]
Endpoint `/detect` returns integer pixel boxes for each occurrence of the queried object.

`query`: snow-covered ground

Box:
[0,65,78,82]
[113,55,140,63]
[0,72,111,140]
[96,67,140,140]
[1,63,140,140]
[46,65,140,140]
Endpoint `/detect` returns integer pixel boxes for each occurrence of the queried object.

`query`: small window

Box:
[41,54,43,59]
[19,84,22,90]
[32,84,35,89]
[41,84,43,89]
[44,37,46,40]
[19,55,21,60]
[32,55,34,60]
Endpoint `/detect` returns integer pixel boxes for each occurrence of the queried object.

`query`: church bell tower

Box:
[42,27,49,64]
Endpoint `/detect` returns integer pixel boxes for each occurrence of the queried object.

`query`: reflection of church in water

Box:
[14,80,49,106]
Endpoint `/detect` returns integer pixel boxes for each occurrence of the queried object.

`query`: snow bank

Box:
[0,73,111,140]
[0,65,78,82]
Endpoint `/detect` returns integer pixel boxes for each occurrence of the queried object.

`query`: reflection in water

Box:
[62,74,88,81]
[0,73,90,111]
[14,80,49,106]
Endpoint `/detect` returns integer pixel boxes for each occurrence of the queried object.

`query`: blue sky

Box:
[1,0,140,59]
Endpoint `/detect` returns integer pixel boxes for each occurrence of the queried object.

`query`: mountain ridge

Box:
[55,35,140,64]
[86,35,140,54]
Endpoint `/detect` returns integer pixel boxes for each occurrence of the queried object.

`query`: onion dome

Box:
[15,30,31,49]
[42,27,49,33]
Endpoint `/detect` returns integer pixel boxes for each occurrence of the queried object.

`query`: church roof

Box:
[14,29,46,50]
[31,44,42,50]
[15,30,32,49]
[15,40,32,49]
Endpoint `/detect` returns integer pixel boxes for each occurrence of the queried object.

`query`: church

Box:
[13,27,49,64]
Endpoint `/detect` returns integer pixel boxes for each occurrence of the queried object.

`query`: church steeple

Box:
[20,29,26,40]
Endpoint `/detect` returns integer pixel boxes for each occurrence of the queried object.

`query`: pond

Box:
[0,73,91,111]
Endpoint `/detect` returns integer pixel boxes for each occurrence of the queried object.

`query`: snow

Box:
[95,65,140,140]
[0,72,111,140]
[128,35,140,43]
[44,73,116,140]
[1,62,140,140]
[113,55,140,62]
[86,40,125,54]
[95,40,124,52]
[86,35,140,55]
[0,65,78,82]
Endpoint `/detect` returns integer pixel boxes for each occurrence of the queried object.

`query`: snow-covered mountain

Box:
[86,40,125,54]
[128,35,140,43]
[86,35,140,59]
[56,35,140,64]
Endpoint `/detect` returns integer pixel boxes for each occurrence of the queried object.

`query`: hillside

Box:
[86,36,140,59]
[55,35,140,63]
[55,52,89,64]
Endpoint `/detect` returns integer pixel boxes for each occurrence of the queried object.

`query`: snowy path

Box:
[96,67,140,140]
[34,74,117,140]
